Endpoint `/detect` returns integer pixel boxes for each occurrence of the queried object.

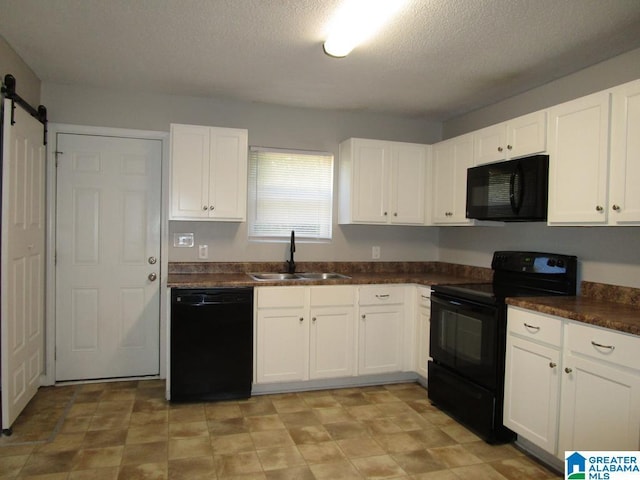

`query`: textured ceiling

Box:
[1,0,640,120]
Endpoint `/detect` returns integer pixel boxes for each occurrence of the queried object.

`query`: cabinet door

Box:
[208,128,248,221]
[309,306,355,379]
[358,305,404,375]
[170,124,210,219]
[432,134,474,224]
[503,335,561,454]
[547,91,610,224]
[507,111,547,160]
[474,123,506,165]
[610,80,640,224]
[351,139,389,223]
[256,307,309,383]
[389,143,426,224]
[558,353,640,453]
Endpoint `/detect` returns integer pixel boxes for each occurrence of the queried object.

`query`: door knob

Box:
[148,272,157,282]
[148,256,157,265]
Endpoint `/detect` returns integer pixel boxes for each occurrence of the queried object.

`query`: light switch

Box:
[198,244,208,259]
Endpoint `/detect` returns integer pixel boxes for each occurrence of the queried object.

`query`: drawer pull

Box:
[549,362,557,368]
[421,295,430,300]
[565,367,573,374]
[591,341,615,351]
[375,294,390,299]
[524,323,540,331]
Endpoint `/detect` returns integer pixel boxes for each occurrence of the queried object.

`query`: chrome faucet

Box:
[286,230,296,274]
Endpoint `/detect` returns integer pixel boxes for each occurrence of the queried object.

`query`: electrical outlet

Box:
[198,244,208,259]
[372,246,381,259]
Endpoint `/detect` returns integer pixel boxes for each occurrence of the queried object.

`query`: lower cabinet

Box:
[255,285,355,384]
[415,286,431,379]
[357,285,405,375]
[505,306,640,457]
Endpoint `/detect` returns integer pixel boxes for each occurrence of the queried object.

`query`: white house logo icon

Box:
[566,452,586,479]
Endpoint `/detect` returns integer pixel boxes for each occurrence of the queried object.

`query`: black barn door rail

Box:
[1,74,48,145]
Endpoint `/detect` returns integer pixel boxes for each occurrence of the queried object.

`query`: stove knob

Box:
[547,258,557,267]
[557,259,565,268]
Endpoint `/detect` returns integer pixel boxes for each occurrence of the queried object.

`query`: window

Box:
[248,147,333,241]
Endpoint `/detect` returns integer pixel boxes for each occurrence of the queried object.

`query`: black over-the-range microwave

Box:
[466,154,549,222]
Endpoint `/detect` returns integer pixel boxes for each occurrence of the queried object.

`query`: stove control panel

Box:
[492,251,577,275]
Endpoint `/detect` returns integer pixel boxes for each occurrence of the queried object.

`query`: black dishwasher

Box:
[170,288,253,401]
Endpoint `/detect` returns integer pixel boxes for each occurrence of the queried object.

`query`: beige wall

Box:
[440,48,640,289]
[0,35,40,107]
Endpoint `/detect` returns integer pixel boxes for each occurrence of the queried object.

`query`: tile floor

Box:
[0,380,562,479]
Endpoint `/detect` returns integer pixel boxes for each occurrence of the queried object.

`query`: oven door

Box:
[430,293,498,390]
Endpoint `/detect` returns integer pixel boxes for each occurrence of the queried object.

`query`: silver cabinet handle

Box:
[565,367,573,374]
[524,323,540,331]
[591,341,615,351]
[203,205,208,210]
[148,272,157,281]
[210,205,214,210]
[549,362,557,368]
[148,256,157,265]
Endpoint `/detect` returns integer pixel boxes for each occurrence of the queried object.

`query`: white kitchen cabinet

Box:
[547,91,610,224]
[473,110,547,166]
[255,285,356,384]
[504,307,562,454]
[415,286,430,379]
[505,306,640,458]
[358,285,405,375]
[558,321,640,452]
[431,133,474,224]
[309,286,356,379]
[170,123,248,221]
[609,79,640,224]
[339,138,427,225]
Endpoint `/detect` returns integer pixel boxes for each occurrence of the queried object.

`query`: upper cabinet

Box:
[339,138,427,225]
[170,123,248,221]
[547,91,610,225]
[609,80,640,224]
[431,133,474,225]
[473,111,547,166]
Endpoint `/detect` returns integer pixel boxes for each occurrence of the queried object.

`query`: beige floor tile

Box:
[88,412,132,431]
[256,445,306,471]
[313,406,354,424]
[351,453,407,478]
[168,421,209,439]
[73,446,124,470]
[20,451,78,476]
[167,437,212,460]
[323,420,369,440]
[450,463,510,479]
[246,414,286,432]
[345,404,384,421]
[214,451,263,477]
[250,429,294,450]
[409,428,457,449]
[439,424,482,444]
[391,449,447,475]
[428,444,483,468]
[278,411,321,428]
[239,400,277,417]
[122,441,168,466]
[302,395,342,409]
[410,470,460,480]
[68,466,119,480]
[309,460,363,479]
[271,398,309,414]
[490,456,561,480]
[297,440,345,464]
[264,465,315,480]
[82,429,128,448]
[462,440,523,463]
[117,462,168,480]
[337,436,386,458]
[211,432,255,454]
[35,432,85,453]
[168,405,206,424]
[204,403,243,421]
[0,453,29,477]
[373,431,426,454]
[287,424,332,445]
[126,424,168,445]
[363,417,404,435]
[129,410,168,427]
[208,417,251,435]
[168,456,216,480]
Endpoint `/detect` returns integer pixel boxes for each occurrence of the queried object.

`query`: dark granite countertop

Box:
[507,280,640,336]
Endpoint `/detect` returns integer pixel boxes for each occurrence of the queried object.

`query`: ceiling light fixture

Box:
[323,0,408,58]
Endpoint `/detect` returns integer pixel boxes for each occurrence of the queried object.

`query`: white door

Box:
[55,134,162,381]
[1,99,46,429]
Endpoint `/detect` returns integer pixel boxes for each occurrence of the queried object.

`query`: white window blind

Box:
[248,147,333,240]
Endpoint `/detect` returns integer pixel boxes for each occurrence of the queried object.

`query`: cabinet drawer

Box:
[359,285,404,305]
[417,286,431,307]
[310,285,355,307]
[567,322,640,370]
[507,307,562,347]
[257,286,305,308]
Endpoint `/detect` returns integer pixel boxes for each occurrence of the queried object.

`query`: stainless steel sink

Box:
[296,272,351,280]
[248,272,351,281]
[248,273,300,281]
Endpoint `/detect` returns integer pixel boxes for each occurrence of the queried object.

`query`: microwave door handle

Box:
[509,163,525,214]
